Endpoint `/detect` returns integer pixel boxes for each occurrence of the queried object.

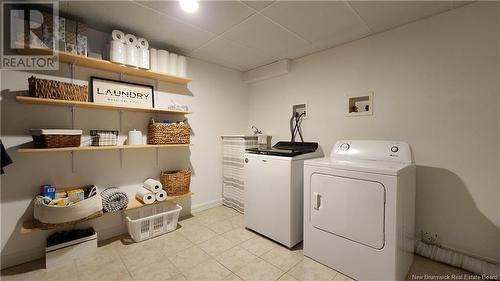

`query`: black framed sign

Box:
[90,76,154,108]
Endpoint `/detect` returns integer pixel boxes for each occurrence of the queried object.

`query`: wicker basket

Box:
[30,129,82,148]
[160,169,191,196]
[147,122,190,145]
[29,76,88,102]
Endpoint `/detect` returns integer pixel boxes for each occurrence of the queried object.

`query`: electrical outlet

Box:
[293,104,307,119]
[422,231,440,246]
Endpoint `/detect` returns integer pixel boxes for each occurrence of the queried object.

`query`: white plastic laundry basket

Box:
[126,202,182,242]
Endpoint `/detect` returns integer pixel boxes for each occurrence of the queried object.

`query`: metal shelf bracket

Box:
[156,148,159,167]
[71,151,75,173]
[70,61,76,83]
[70,106,75,129]
[119,149,123,169]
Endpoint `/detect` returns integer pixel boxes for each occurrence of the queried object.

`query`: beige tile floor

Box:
[1,205,480,281]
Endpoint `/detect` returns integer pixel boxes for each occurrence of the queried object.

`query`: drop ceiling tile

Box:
[223,14,317,60]
[242,1,275,11]
[262,1,371,50]
[137,1,255,35]
[189,38,276,71]
[349,1,452,33]
[64,1,214,52]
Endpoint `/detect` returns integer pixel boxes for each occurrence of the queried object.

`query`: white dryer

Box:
[303,140,416,281]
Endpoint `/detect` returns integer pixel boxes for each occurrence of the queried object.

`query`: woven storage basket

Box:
[147,122,190,145]
[160,169,191,196]
[29,76,88,102]
[31,129,82,148]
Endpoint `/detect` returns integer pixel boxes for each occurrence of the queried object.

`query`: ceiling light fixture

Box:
[179,0,199,13]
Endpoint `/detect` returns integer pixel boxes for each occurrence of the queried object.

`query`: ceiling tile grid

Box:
[261,1,371,50]
[137,0,256,35]
[222,13,318,60]
[62,0,472,71]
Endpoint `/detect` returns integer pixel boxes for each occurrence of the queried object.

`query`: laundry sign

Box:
[90,76,154,108]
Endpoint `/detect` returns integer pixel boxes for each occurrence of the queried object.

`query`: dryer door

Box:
[310,173,385,249]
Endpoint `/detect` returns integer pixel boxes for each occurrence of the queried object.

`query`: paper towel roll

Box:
[128,129,143,145]
[168,53,178,75]
[136,187,155,204]
[137,48,150,69]
[111,30,125,43]
[110,40,126,64]
[158,50,169,73]
[155,190,167,202]
[177,55,187,77]
[126,44,138,67]
[150,48,158,72]
[124,34,137,45]
[137,38,149,49]
[143,179,162,193]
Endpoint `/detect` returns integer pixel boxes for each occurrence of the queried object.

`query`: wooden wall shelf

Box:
[16,96,192,114]
[17,144,191,153]
[21,192,194,233]
[16,47,192,85]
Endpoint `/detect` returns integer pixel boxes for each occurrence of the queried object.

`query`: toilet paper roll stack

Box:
[153,49,188,77]
[110,30,126,64]
[150,48,158,71]
[168,53,178,75]
[136,179,167,204]
[157,49,169,74]
[108,30,187,75]
[136,38,149,69]
[125,34,138,67]
[177,56,187,77]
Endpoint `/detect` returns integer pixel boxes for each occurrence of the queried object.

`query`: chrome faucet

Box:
[251,125,262,135]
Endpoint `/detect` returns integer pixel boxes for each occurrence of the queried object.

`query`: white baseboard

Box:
[191,198,222,214]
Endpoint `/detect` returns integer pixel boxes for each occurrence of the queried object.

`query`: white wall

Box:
[0,56,248,268]
[247,2,500,262]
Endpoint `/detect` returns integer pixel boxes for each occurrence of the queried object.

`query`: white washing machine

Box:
[303,140,416,281]
[244,143,323,248]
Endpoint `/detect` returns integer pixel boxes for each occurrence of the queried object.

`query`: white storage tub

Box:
[126,202,182,242]
[34,185,103,225]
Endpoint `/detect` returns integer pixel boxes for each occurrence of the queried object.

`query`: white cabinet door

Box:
[310,173,385,249]
[244,155,291,243]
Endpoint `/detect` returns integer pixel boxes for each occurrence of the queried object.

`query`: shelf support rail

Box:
[119,149,123,169]
[119,111,123,132]
[156,148,159,167]
[70,61,76,83]
[70,106,75,129]
[71,151,75,173]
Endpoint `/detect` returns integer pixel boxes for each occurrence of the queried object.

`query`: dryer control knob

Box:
[245,158,249,163]
[391,146,399,153]
[340,143,350,151]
